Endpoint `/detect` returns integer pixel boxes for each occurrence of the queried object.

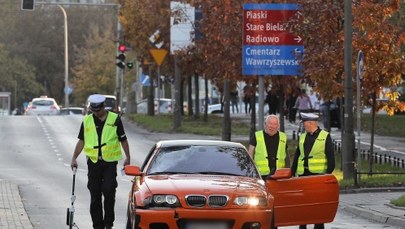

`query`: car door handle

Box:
[324,179,338,184]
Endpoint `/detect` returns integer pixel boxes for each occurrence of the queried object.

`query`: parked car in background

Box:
[60,107,84,116]
[137,98,173,114]
[124,140,339,229]
[84,94,120,115]
[25,96,60,116]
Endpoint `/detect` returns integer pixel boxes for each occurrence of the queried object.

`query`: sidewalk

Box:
[0,180,33,229]
[340,188,405,228]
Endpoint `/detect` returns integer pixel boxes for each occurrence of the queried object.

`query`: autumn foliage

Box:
[119,0,404,114]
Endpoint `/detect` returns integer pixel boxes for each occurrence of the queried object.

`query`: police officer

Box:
[248,115,289,180]
[70,94,131,229]
[291,113,335,229]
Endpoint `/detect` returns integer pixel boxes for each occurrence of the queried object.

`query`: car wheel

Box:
[126,206,139,229]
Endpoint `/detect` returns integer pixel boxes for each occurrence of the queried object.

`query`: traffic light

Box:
[116,44,126,69]
[126,62,134,69]
[21,0,34,10]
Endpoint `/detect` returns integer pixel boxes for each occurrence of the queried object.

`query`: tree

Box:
[0,44,44,109]
[71,23,116,105]
[0,1,118,105]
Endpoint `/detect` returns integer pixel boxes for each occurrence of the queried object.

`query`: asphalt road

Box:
[0,115,402,228]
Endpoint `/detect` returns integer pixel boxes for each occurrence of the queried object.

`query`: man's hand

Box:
[123,156,130,167]
[71,158,78,170]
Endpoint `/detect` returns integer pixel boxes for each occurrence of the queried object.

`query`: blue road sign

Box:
[141,74,151,86]
[242,3,303,76]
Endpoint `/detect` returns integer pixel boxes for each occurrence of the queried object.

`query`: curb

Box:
[341,204,405,228]
[340,187,405,194]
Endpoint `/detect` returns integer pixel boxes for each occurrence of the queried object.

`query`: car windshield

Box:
[32,100,54,106]
[147,145,259,178]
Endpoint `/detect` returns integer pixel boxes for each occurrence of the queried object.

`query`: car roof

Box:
[156,140,245,148]
[32,97,56,101]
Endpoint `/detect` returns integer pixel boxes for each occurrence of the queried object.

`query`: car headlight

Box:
[144,195,180,208]
[234,196,267,207]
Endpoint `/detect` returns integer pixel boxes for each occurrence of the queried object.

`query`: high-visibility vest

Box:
[297,130,328,175]
[83,112,122,163]
[254,131,287,175]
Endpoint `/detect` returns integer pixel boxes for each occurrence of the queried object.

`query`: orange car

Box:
[124,140,339,229]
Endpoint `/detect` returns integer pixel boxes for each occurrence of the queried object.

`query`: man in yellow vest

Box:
[291,113,335,229]
[248,114,289,180]
[70,94,131,229]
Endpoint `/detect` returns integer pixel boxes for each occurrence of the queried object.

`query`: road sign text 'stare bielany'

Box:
[242,3,303,76]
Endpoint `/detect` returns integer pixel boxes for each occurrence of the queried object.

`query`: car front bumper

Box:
[132,208,272,229]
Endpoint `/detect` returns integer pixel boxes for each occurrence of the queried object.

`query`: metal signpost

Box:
[356,50,364,183]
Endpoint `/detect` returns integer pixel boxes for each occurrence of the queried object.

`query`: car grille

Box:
[185,195,229,207]
[208,195,228,207]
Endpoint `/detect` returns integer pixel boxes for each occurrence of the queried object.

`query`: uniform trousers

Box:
[87,159,118,229]
[299,223,324,228]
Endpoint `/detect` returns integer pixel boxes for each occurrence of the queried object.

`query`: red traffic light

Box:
[118,44,126,52]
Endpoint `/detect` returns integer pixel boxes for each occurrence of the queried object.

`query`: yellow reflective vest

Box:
[254,131,287,176]
[83,112,122,163]
[297,130,328,175]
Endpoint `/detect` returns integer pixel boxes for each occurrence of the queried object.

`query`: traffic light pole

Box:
[116,20,122,109]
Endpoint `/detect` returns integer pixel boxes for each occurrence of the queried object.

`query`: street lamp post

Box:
[57,4,69,108]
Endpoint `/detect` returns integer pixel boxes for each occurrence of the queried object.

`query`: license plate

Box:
[186,222,228,229]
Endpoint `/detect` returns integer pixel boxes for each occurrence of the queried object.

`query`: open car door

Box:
[266,168,339,227]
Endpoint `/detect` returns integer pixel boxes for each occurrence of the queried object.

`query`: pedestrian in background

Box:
[230,89,239,114]
[294,89,313,118]
[291,113,335,229]
[70,94,131,229]
[265,88,279,115]
[248,115,289,180]
[309,91,320,113]
[286,89,299,123]
[243,84,252,114]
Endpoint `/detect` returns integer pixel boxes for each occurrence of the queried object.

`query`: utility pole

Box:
[56,4,69,109]
[343,0,355,179]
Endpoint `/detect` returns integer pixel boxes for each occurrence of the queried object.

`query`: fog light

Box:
[250,222,261,229]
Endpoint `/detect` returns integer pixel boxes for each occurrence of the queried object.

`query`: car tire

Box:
[126,206,140,229]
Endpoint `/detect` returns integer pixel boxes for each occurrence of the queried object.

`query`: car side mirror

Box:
[125,165,143,176]
[268,168,292,180]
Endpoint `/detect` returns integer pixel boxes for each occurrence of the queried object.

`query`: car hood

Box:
[143,174,266,196]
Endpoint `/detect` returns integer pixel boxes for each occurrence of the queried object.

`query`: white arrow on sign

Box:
[142,75,150,85]
[294,36,302,43]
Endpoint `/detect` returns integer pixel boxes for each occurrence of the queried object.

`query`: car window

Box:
[32,100,54,106]
[105,98,116,107]
[147,145,259,177]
